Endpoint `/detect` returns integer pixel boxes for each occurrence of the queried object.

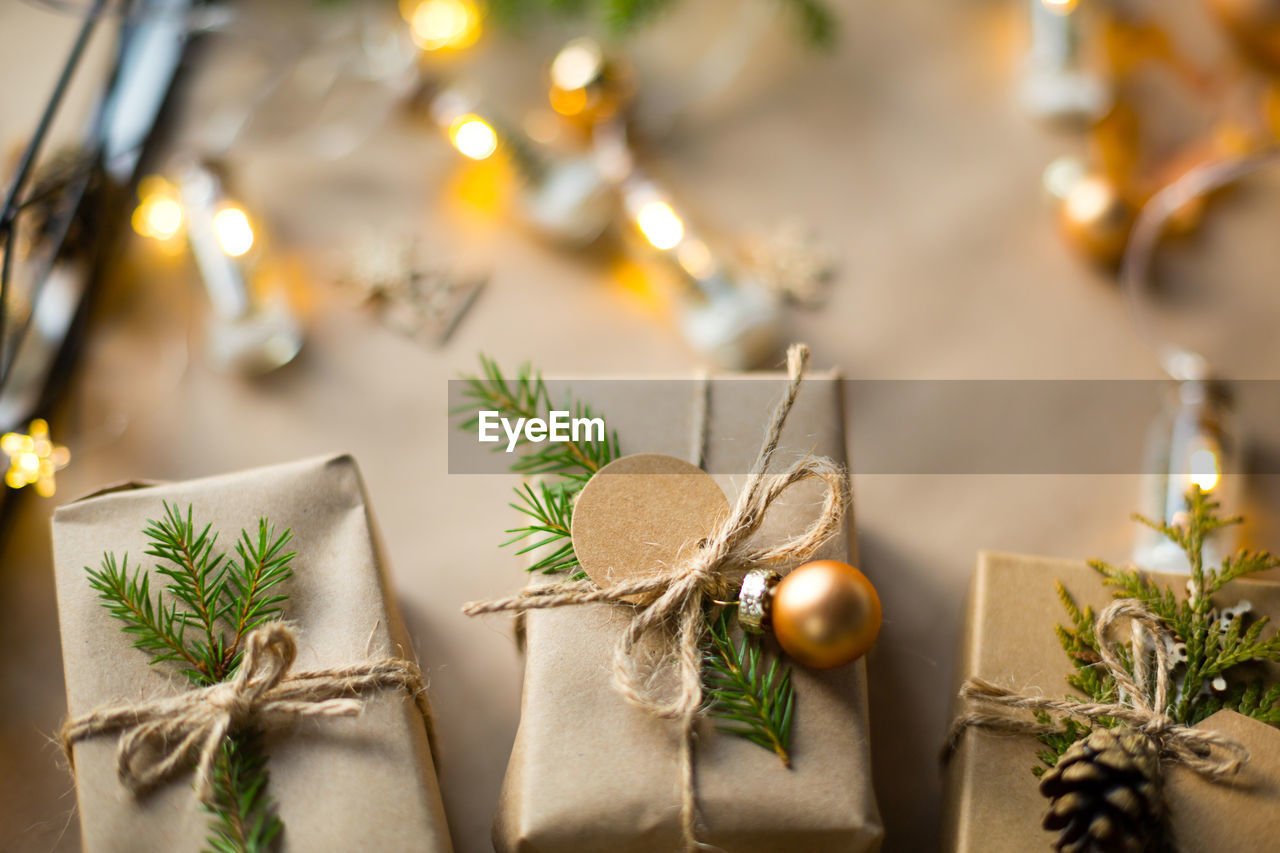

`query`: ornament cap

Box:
[737,569,781,634]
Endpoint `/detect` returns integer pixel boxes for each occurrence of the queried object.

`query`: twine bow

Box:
[946,598,1249,782]
[61,622,430,802]
[464,343,849,851]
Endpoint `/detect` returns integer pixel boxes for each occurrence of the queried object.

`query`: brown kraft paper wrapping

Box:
[492,372,884,852]
[51,454,453,853]
[942,551,1280,853]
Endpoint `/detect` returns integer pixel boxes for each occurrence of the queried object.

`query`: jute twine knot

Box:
[464,343,850,851]
[945,598,1249,782]
[61,622,430,803]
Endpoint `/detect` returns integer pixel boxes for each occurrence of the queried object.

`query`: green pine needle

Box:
[204,732,283,853]
[504,481,584,578]
[1037,487,1280,771]
[457,355,619,576]
[482,0,837,47]
[88,503,293,852]
[703,607,795,766]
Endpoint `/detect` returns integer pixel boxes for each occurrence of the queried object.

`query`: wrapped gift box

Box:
[942,551,1280,853]
[491,372,883,852]
[52,454,452,852]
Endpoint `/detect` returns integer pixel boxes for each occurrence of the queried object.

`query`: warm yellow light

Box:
[676,238,714,279]
[550,39,604,91]
[450,115,498,160]
[1189,448,1220,492]
[549,85,589,117]
[636,201,684,251]
[1041,0,1078,15]
[1064,176,1114,224]
[213,206,255,257]
[2,418,69,497]
[409,0,481,52]
[132,176,184,241]
[146,199,184,239]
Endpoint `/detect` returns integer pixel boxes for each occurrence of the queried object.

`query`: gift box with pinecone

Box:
[943,490,1280,853]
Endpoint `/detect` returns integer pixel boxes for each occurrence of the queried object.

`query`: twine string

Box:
[945,598,1248,781]
[463,343,849,851]
[61,622,429,802]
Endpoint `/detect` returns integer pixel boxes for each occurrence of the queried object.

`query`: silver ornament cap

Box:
[737,569,781,634]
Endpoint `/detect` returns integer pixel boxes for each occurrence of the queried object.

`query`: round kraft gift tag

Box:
[571,453,729,602]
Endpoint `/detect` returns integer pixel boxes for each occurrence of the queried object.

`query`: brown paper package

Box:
[942,551,1280,853]
[51,454,453,853]
[492,373,884,852]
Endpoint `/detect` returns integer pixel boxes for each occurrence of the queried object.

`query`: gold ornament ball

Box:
[1057,174,1135,267]
[1205,0,1280,71]
[771,560,881,669]
[547,38,633,130]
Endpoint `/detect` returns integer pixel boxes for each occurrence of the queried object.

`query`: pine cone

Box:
[1039,726,1162,853]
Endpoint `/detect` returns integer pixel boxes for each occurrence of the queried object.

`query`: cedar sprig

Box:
[1036,487,1280,771]
[457,356,619,575]
[87,503,293,852]
[703,607,795,766]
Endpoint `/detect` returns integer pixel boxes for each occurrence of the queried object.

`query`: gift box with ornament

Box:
[456,345,884,852]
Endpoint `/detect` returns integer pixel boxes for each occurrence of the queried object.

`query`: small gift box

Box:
[474,352,883,852]
[942,550,1280,853]
[52,454,452,852]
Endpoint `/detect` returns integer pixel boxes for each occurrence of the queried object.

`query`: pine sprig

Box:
[143,504,231,684]
[483,0,836,47]
[88,503,292,852]
[204,732,283,853]
[703,607,795,766]
[504,482,583,577]
[223,521,295,675]
[456,354,618,485]
[457,355,619,575]
[86,552,204,681]
[1037,487,1280,770]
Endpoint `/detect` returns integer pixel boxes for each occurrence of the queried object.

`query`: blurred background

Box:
[1,0,1279,850]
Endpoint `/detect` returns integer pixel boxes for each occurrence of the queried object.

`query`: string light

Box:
[1041,0,1078,15]
[449,115,498,160]
[2,418,69,497]
[636,201,685,250]
[213,206,255,257]
[408,0,481,52]
[676,238,715,279]
[132,176,184,241]
[1189,447,1221,492]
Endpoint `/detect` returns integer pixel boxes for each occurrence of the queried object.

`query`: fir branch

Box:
[143,503,230,681]
[777,0,837,49]
[457,355,619,575]
[703,607,794,766]
[456,354,618,484]
[91,505,293,853]
[223,521,295,674]
[503,481,584,578]
[86,552,206,683]
[483,0,837,47]
[204,732,284,853]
